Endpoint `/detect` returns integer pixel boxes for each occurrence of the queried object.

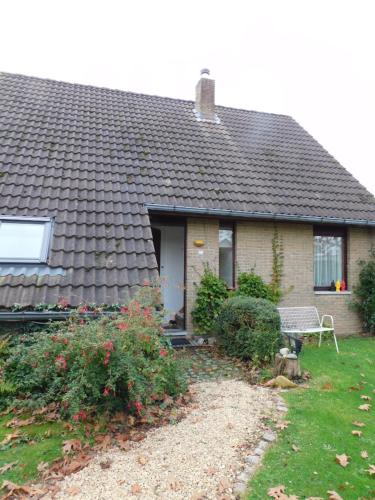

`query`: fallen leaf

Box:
[366,465,375,476]
[37,461,49,473]
[131,483,142,495]
[352,421,365,427]
[327,492,343,500]
[137,455,148,466]
[190,492,205,500]
[268,484,285,498]
[6,416,35,428]
[1,480,46,498]
[95,434,111,450]
[64,422,74,432]
[99,458,112,469]
[361,394,372,400]
[358,404,371,411]
[335,454,350,467]
[0,462,18,475]
[276,421,290,430]
[116,433,130,451]
[361,450,369,459]
[306,498,323,500]
[205,466,218,476]
[0,430,21,446]
[351,430,363,437]
[218,479,231,494]
[62,439,82,454]
[65,486,81,496]
[322,382,333,390]
[291,444,300,452]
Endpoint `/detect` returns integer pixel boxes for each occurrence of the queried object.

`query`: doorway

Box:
[151,218,185,330]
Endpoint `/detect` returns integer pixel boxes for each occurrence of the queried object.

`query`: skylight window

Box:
[0,217,52,262]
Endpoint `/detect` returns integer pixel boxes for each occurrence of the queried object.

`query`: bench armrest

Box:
[320,314,334,329]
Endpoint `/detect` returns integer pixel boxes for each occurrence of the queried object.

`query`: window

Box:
[219,222,235,288]
[0,217,52,262]
[313,226,347,290]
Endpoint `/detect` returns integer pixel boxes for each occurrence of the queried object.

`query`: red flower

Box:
[103,387,110,396]
[159,348,168,357]
[104,351,111,365]
[78,409,87,421]
[78,304,89,314]
[120,306,128,314]
[55,354,67,370]
[79,319,85,325]
[44,351,50,358]
[134,401,143,414]
[143,279,150,286]
[73,414,79,422]
[103,341,114,351]
[117,322,128,331]
[63,338,69,345]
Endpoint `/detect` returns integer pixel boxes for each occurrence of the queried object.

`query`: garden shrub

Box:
[3,292,187,420]
[215,295,281,363]
[353,257,375,333]
[236,271,277,303]
[191,264,229,334]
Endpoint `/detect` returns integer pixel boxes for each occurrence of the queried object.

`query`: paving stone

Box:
[245,454,261,465]
[262,431,277,442]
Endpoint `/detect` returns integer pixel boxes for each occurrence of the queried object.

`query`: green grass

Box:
[0,413,84,488]
[248,337,375,499]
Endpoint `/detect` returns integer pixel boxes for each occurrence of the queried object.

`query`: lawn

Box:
[0,414,85,488]
[248,337,375,500]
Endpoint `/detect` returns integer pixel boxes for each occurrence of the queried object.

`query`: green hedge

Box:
[215,296,281,363]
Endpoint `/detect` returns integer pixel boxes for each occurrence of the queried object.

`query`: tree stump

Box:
[273,353,301,379]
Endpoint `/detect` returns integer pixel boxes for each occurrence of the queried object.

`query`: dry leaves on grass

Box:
[351,430,363,437]
[366,465,375,476]
[361,450,369,459]
[6,416,35,428]
[291,444,300,452]
[1,480,46,499]
[0,430,21,446]
[335,454,350,467]
[360,395,372,401]
[267,484,299,499]
[327,491,343,500]
[276,421,290,431]
[0,462,18,475]
[358,404,371,411]
[352,420,365,427]
[62,439,82,454]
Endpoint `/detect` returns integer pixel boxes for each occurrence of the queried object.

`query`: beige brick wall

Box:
[185,218,219,332]
[185,218,375,336]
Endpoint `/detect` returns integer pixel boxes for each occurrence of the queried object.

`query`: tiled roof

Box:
[1,71,375,306]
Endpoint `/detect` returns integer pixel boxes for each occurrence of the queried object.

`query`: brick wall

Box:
[185,218,375,335]
[185,218,219,332]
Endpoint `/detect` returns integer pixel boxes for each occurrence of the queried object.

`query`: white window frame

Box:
[0,216,53,264]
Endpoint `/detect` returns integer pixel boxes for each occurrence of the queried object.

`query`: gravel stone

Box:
[245,455,261,465]
[233,482,247,495]
[262,431,277,442]
[54,380,276,500]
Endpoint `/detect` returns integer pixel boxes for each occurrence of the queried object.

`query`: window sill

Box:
[314,291,352,295]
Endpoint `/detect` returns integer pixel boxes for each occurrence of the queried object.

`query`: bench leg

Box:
[294,338,303,355]
[332,332,339,353]
[318,331,322,347]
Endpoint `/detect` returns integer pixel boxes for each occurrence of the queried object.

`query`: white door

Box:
[157,225,185,324]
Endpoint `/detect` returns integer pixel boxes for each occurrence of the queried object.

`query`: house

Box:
[1,69,375,336]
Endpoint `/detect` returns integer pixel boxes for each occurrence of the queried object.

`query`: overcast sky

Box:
[2,0,375,194]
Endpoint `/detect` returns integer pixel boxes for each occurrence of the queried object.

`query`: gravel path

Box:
[55,380,276,499]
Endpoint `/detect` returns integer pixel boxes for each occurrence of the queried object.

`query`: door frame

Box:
[150,215,187,331]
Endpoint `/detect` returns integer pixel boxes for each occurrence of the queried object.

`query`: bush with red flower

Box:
[3,289,186,420]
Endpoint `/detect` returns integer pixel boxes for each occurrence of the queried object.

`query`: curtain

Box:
[314,236,343,287]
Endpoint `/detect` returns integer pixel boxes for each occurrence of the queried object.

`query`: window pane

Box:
[314,235,343,287]
[0,222,46,260]
[219,227,233,287]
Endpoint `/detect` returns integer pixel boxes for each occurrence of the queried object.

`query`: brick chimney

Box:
[194,69,220,123]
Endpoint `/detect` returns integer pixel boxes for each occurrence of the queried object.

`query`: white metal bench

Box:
[277,306,339,354]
